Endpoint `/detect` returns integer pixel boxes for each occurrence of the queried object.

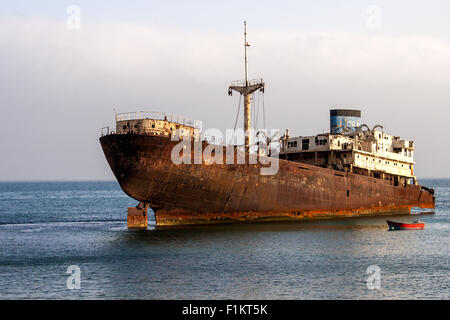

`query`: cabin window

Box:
[294,141,298,147]
[302,139,309,151]
[338,141,341,147]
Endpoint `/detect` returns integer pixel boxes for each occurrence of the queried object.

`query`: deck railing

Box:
[101,126,115,137]
[229,78,265,87]
[115,111,199,128]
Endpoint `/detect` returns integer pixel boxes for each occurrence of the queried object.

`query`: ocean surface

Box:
[0,180,448,299]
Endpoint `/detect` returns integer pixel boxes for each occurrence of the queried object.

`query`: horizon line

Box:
[0,177,449,183]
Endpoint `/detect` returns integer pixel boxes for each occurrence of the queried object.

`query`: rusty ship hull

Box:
[100,134,435,226]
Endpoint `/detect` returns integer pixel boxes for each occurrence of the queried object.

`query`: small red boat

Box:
[387,220,425,231]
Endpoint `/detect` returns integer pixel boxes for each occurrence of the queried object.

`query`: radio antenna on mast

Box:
[244,21,249,86]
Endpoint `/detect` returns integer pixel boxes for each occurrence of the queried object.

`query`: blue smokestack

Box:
[330,109,361,134]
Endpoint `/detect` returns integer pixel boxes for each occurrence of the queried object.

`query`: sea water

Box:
[0,180,448,299]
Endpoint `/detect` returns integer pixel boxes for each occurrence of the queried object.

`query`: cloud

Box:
[0,17,449,180]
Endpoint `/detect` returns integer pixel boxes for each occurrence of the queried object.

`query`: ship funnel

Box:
[330,109,361,134]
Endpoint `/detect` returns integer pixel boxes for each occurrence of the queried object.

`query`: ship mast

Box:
[244,21,249,86]
[229,21,265,151]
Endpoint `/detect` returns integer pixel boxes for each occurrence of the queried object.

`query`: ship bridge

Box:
[279,109,418,186]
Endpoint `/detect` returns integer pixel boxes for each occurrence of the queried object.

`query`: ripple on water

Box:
[0,180,448,299]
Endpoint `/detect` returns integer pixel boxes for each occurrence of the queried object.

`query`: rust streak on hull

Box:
[155,206,413,226]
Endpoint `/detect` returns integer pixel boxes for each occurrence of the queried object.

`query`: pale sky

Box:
[0,1,449,180]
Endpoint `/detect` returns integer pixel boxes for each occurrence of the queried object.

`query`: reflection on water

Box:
[0,180,448,299]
